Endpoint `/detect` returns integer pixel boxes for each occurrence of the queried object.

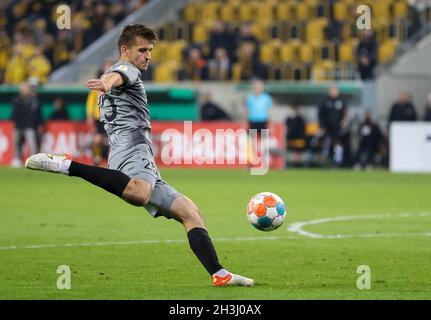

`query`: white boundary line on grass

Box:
[1,212,430,251]
[287,212,431,239]
[0,235,289,251]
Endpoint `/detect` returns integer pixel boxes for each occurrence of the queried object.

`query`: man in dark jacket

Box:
[200,93,231,121]
[11,82,42,167]
[388,91,417,125]
[318,85,352,167]
[356,29,378,80]
[50,98,69,121]
[354,111,383,169]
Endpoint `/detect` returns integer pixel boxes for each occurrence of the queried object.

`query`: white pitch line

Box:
[0,235,292,251]
[287,212,431,239]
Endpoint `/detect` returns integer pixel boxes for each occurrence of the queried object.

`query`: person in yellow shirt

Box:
[5,45,27,85]
[27,48,52,84]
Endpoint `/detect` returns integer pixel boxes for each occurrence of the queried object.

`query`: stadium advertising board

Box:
[0,121,285,169]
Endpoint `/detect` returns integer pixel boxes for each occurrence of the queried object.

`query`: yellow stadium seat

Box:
[394,1,408,19]
[165,40,187,62]
[220,3,238,22]
[296,2,310,20]
[338,41,356,63]
[192,23,209,43]
[239,2,256,21]
[299,44,314,64]
[232,63,242,81]
[372,1,391,21]
[260,39,281,64]
[280,40,301,63]
[312,60,335,81]
[201,1,221,21]
[379,39,398,63]
[251,21,271,42]
[151,41,167,63]
[306,18,327,45]
[276,1,296,20]
[255,1,274,21]
[154,62,178,82]
[183,3,202,22]
[334,1,349,21]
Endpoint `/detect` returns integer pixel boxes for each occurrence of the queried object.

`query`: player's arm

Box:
[85,72,124,94]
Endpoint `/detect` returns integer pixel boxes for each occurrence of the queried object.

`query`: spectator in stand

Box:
[180,47,208,81]
[5,44,26,84]
[11,82,42,167]
[53,29,74,69]
[356,29,378,80]
[83,2,107,49]
[354,111,383,170]
[236,42,263,80]
[27,47,51,84]
[244,79,272,137]
[318,85,352,167]
[285,105,306,165]
[235,22,260,61]
[388,91,417,125]
[110,2,127,24]
[50,98,69,121]
[423,92,431,121]
[0,29,10,81]
[208,47,231,81]
[208,20,234,60]
[324,19,343,45]
[200,93,231,121]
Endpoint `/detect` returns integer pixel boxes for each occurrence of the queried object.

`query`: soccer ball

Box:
[246,192,286,231]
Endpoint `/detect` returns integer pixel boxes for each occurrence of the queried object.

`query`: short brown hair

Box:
[118,24,158,52]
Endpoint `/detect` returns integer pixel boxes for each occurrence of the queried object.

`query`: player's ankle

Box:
[213,268,230,277]
[59,159,72,175]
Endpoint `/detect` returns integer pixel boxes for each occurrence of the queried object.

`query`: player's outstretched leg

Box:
[169,196,254,287]
[25,153,151,206]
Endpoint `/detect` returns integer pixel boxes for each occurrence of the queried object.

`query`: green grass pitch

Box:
[0,167,430,299]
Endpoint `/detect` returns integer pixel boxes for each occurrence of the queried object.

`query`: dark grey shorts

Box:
[108,143,182,218]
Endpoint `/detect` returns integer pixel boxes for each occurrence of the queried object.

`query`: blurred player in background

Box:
[11,82,41,167]
[25,24,253,287]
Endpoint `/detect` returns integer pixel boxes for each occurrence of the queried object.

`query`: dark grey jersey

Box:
[99,61,151,150]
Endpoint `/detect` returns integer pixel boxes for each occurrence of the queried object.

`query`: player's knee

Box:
[171,196,205,227]
[122,179,152,206]
[185,205,205,226]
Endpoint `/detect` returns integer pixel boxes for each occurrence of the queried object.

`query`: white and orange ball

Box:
[247,192,286,231]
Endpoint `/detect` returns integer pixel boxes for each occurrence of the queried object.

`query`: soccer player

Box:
[25,24,253,287]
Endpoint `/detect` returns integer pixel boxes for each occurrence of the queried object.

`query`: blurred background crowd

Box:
[2,0,431,171]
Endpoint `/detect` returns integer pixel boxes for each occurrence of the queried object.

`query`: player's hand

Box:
[85,79,109,93]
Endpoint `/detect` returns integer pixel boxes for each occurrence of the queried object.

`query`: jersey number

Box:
[99,94,117,122]
[143,159,157,175]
